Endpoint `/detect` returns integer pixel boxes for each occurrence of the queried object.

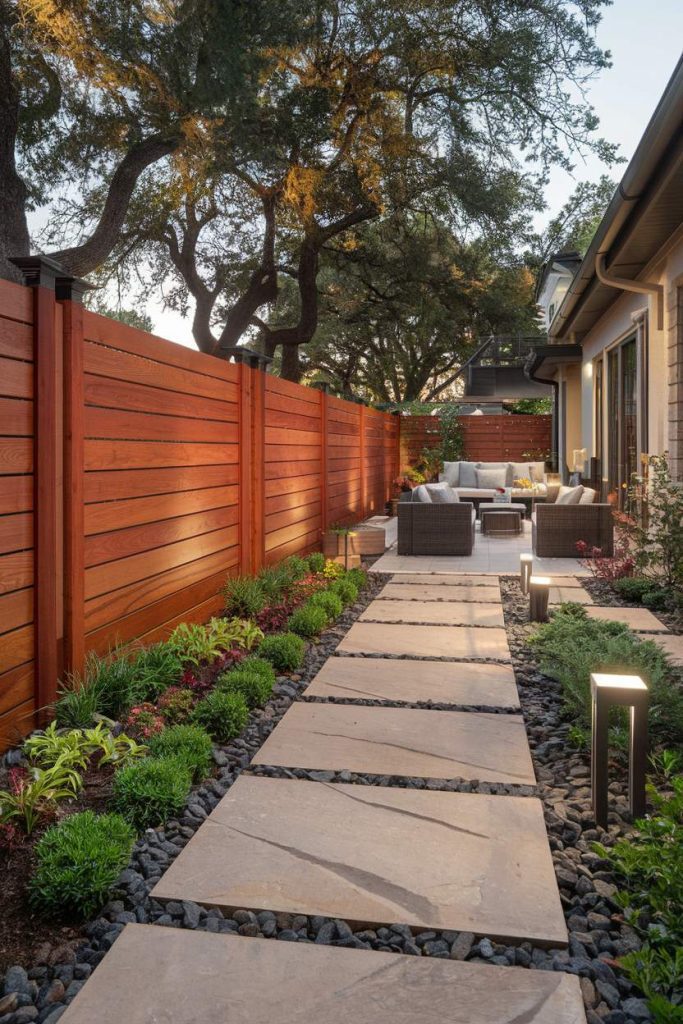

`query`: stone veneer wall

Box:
[668,279,683,481]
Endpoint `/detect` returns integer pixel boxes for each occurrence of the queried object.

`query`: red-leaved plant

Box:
[576,536,636,582]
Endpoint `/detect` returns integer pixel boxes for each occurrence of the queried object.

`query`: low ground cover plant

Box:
[309,590,343,620]
[595,771,683,1022]
[191,690,249,743]
[528,604,683,747]
[257,631,306,671]
[30,811,135,918]
[287,602,329,638]
[111,756,193,830]
[217,666,274,709]
[0,761,82,834]
[148,726,213,783]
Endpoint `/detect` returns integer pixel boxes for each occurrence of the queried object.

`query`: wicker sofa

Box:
[397,498,476,555]
[532,503,614,558]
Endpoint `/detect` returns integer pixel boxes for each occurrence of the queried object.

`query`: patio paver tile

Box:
[251,702,535,784]
[379,583,501,602]
[360,600,504,628]
[649,633,683,665]
[304,657,520,707]
[337,622,511,661]
[549,586,593,605]
[151,776,567,945]
[387,573,501,586]
[58,925,585,1024]
[585,606,669,632]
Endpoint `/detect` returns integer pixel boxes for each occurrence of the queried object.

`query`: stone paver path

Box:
[304,657,520,708]
[378,582,501,602]
[549,585,593,605]
[252,703,536,784]
[338,621,511,660]
[60,569,581,1023]
[360,599,505,627]
[152,776,566,945]
[585,606,669,632]
[59,925,585,1024]
[649,633,683,665]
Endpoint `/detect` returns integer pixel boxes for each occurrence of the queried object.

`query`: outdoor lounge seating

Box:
[397,500,476,555]
[531,503,614,558]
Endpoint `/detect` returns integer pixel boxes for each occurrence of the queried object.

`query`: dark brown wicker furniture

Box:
[532,503,614,558]
[397,501,476,555]
[481,509,523,536]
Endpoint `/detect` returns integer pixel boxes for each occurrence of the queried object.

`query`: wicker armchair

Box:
[397,500,476,555]
[532,503,614,558]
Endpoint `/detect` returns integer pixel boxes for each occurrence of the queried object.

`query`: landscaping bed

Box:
[0,556,381,997]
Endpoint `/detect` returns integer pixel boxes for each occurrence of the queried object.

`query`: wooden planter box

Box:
[323,517,396,558]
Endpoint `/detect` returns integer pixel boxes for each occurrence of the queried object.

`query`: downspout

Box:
[595,253,664,330]
[526,365,559,473]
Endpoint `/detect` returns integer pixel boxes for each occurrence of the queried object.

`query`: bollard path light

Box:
[590,672,649,829]
[520,554,533,595]
[528,575,551,622]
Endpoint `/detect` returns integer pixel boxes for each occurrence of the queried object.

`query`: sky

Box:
[33,1,683,349]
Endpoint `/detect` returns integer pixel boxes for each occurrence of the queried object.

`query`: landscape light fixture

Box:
[343,530,357,571]
[528,575,551,622]
[520,554,533,595]
[590,672,649,828]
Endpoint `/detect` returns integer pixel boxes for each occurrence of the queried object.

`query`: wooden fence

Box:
[399,414,552,468]
[0,265,398,750]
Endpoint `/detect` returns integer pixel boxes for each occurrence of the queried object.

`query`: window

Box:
[594,358,603,478]
[607,348,619,497]
[605,334,642,507]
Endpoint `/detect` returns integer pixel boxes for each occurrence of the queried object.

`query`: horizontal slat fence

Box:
[399,414,551,467]
[0,265,399,751]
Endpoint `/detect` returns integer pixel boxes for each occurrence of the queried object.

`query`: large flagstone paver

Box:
[360,600,504,628]
[152,776,566,945]
[252,703,535,784]
[389,573,499,586]
[379,582,501,603]
[305,657,520,708]
[337,622,511,661]
[649,633,683,665]
[585,606,669,632]
[58,925,586,1024]
[549,586,593,605]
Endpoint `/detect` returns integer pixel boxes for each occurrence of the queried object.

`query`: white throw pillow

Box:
[426,483,459,503]
[529,461,546,484]
[579,487,597,505]
[475,467,508,489]
[458,462,478,488]
[441,462,460,486]
[413,485,432,503]
[509,462,533,486]
[556,484,584,505]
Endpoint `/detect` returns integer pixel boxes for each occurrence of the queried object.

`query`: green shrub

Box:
[157,686,195,725]
[307,552,326,573]
[148,726,213,782]
[329,577,358,606]
[287,602,328,638]
[222,575,267,618]
[528,604,683,744]
[191,691,248,743]
[217,667,274,708]
[258,632,306,672]
[239,656,276,684]
[346,567,368,590]
[281,555,308,583]
[30,811,135,918]
[129,643,183,701]
[166,623,221,665]
[613,577,655,603]
[111,756,192,830]
[642,587,671,612]
[309,590,343,621]
[54,648,139,726]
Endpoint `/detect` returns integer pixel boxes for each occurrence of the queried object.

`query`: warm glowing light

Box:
[592,674,648,691]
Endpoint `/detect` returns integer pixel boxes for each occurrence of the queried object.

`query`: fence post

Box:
[11,257,63,720]
[250,354,269,572]
[57,275,88,677]
[235,354,254,576]
[319,385,329,538]
[359,403,366,518]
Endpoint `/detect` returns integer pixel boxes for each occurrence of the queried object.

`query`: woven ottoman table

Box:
[479,503,525,537]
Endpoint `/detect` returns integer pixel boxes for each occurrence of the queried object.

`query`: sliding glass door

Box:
[605,334,641,507]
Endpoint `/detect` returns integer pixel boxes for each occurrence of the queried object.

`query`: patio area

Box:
[371,519,590,576]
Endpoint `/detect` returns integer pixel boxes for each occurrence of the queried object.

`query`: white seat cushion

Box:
[556,485,584,505]
[455,488,497,500]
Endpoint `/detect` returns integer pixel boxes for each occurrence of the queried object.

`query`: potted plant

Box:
[390,467,425,515]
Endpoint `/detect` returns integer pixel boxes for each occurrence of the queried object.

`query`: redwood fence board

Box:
[399,414,551,467]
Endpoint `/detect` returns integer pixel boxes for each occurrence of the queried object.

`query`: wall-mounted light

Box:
[529,575,551,622]
[590,672,649,828]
